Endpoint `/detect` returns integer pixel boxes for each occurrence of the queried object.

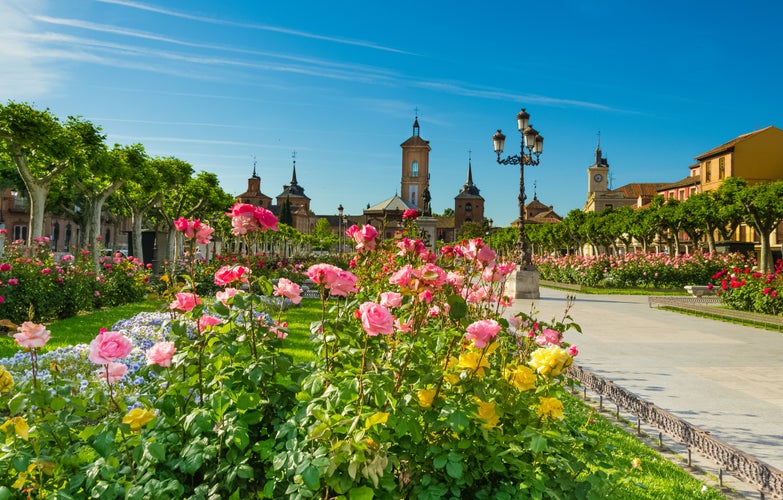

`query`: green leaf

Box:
[146,442,166,462]
[446,460,463,479]
[530,434,548,453]
[348,486,374,500]
[446,294,468,320]
[237,391,260,411]
[433,454,448,469]
[301,464,320,489]
[50,395,66,411]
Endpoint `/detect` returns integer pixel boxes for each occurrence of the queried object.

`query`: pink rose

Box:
[199,315,223,331]
[358,302,394,336]
[8,278,18,286]
[465,319,501,349]
[14,322,51,348]
[88,330,133,364]
[389,264,413,287]
[274,278,302,304]
[227,202,260,235]
[330,270,358,297]
[194,222,214,245]
[170,292,202,312]
[146,341,176,367]
[402,209,419,220]
[216,287,241,306]
[379,291,402,308]
[100,361,128,383]
[307,263,340,286]
[567,345,579,357]
[535,328,562,347]
[413,263,447,288]
[174,217,190,234]
[214,265,251,286]
[254,206,279,232]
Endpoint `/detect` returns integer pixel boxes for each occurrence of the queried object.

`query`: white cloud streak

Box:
[96,0,415,55]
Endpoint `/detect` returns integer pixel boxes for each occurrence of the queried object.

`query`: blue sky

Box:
[2,0,782,226]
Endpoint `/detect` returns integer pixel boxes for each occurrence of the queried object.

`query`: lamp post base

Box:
[506,265,540,300]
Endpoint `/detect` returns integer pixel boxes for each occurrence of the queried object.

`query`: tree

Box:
[720,177,783,272]
[65,118,142,265]
[279,197,293,226]
[0,102,78,242]
[311,217,336,251]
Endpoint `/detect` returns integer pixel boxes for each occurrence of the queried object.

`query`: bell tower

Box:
[588,135,609,194]
[400,115,431,210]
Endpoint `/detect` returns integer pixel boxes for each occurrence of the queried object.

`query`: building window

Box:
[13,225,27,242]
[705,161,712,182]
[678,189,685,200]
[411,161,419,178]
[465,203,472,212]
[718,157,725,179]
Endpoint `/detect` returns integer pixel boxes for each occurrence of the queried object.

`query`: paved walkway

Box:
[508,287,783,471]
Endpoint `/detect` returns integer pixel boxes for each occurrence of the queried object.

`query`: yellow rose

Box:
[474,398,499,429]
[122,408,156,433]
[364,411,389,429]
[458,351,490,378]
[1,416,29,440]
[0,366,14,393]
[537,397,564,420]
[528,345,573,377]
[418,388,437,408]
[504,365,536,392]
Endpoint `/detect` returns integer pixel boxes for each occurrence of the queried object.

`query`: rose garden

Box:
[0,198,775,498]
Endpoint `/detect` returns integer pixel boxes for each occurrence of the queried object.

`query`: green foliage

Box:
[535,252,753,289]
[0,239,151,324]
[712,260,783,315]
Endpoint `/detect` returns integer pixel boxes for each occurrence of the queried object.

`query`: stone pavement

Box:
[507,286,783,472]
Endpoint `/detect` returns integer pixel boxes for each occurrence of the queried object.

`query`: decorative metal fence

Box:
[568,364,783,500]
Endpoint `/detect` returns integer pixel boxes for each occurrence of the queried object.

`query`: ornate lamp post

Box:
[337,204,344,254]
[492,107,544,299]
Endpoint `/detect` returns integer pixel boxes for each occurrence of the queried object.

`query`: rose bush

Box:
[0,210,625,499]
[711,259,783,315]
[0,238,151,323]
[535,251,752,289]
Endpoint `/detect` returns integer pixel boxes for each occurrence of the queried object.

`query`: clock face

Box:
[593,173,603,182]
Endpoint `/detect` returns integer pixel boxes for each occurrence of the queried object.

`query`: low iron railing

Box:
[568,364,783,500]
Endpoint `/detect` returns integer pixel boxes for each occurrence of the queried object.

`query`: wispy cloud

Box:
[412,80,620,112]
[0,0,62,96]
[27,19,401,85]
[96,0,415,55]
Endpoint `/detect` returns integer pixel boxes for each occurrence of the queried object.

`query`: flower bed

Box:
[710,259,783,315]
[0,208,642,498]
[0,237,152,323]
[534,252,753,289]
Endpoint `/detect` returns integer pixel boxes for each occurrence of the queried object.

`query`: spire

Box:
[252,155,259,179]
[595,131,602,165]
[290,151,298,186]
[413,108,420,137]
[459,152,481,196]
[465,152,475,187]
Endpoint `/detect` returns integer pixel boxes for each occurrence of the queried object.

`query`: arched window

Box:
[411,161,419,178]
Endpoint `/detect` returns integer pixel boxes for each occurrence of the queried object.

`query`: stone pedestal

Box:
[416,216,438,253]
[506,265,540,300]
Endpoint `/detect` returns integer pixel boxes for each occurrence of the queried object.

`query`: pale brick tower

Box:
[400,116,431,210]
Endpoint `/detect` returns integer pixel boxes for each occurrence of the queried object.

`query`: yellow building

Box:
[695,125,783,255]
[696,126,783,191]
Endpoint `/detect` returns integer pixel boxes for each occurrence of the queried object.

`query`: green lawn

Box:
[0,297,731,499]
[0,299,165,359]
